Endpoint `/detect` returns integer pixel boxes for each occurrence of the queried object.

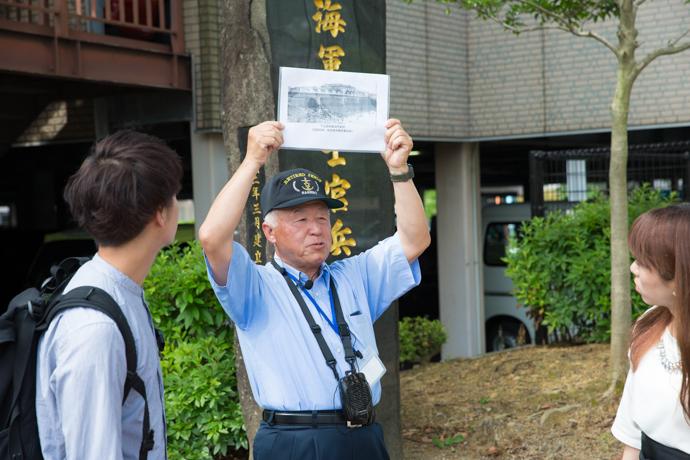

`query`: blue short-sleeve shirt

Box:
[206,233,421,411]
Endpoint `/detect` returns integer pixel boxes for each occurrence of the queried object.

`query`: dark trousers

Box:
[253,421,390,460]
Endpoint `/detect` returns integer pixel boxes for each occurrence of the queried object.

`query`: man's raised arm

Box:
[199,121,283,285]
[382,119,431,262]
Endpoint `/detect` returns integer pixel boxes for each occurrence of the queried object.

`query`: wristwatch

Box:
[390,164,415,183]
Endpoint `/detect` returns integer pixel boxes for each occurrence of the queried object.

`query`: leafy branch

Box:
[635,28,690,76]
[454,0,620,55]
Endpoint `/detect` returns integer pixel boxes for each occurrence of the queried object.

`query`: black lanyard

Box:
[271,261,357,382]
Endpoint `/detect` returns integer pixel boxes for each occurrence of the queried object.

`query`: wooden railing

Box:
[0,0,184,52]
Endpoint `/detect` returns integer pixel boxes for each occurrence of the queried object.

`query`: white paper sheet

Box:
[277,67,390,153]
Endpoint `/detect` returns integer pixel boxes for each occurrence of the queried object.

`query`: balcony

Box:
[0,0,191,90]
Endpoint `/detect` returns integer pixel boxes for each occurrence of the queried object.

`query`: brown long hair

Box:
[629,203,690,420]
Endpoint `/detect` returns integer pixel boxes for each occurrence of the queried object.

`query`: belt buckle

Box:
[346,420,362,429]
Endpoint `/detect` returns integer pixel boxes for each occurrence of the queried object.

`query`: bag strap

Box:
[3,308,37,430]
[330,282,357,371]
[41,287,137,379]
[41,286,154,459]
[271,262,357,380]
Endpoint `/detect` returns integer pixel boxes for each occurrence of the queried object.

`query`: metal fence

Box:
[529,141,690,217]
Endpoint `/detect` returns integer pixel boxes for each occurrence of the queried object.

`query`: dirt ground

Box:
[400,343,622,460]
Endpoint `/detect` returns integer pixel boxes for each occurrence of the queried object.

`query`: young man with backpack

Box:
[31,130,182,459]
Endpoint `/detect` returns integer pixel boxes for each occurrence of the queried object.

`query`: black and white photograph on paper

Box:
[287,84,377,124]
[278,67,390,153]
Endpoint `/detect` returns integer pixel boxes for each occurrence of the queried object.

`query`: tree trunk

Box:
[608,0,637,391]
[608,71,633,388]
[219,0,277,456]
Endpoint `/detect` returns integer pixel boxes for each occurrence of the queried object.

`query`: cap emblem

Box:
[290,175,319,195]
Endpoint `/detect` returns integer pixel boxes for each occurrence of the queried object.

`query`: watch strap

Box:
[390,164,414,183]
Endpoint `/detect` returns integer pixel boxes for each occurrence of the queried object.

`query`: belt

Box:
[262,410,347,426]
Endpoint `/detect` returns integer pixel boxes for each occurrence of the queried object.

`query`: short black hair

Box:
[64,130,183,246]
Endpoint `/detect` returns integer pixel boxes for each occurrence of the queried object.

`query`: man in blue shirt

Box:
[199,118,430,459]
[36,131,182,459]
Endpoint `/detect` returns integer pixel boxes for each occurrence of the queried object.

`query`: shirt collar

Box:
[272,255,331,287]
[92,253,144,296]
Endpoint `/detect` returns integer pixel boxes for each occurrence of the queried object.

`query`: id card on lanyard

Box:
[358,344,386,386]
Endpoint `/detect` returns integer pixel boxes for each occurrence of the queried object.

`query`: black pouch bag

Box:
[339,371,374,426]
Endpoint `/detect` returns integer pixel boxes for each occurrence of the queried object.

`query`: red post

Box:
[43,0,50,25]
[55,0,69,36]
[145,0,151,27]
[132,0,138,24]
[170,0,184,53]
[156,0,163,30]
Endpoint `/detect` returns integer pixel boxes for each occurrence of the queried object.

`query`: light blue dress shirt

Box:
[206,233,421,411]
[36,254,167,460]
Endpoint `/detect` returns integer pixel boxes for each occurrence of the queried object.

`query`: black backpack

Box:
[0,257,155,460]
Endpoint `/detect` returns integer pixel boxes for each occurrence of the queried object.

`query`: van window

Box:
[484,222,521,267]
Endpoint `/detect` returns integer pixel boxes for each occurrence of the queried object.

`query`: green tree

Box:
[413,0,690,391]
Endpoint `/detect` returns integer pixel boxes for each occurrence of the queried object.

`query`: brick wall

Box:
[628,1,690,128]
[541,27,614,134]
[388,0,690,140]
[183,0,222,131]
[386,0,469,139]
[467,21,545,137]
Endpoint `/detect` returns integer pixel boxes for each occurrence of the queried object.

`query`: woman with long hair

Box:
[612,204,690,459]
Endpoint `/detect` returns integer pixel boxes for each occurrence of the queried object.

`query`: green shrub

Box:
[144,241,245,459]
[146,241,229,341]
[399,316,447,364]
[504,186,676,343]
[162,335,246,460]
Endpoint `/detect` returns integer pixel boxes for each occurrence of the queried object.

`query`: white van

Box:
[482,203,536,351]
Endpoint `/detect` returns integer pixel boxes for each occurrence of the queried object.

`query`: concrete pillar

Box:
[435,142,484,359]
[190,130,229,234]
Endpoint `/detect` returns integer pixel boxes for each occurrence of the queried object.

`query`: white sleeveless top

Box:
[611,325,690,453]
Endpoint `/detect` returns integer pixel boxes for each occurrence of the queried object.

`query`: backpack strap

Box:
[2,307,37,432]
[41,286,155,459]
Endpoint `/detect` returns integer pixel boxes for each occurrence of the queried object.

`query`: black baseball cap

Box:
[260,168,343,218]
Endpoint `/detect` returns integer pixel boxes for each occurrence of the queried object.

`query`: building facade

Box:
[387,0,690,358]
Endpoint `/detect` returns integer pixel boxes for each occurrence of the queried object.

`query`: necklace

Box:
[658,339,682,373]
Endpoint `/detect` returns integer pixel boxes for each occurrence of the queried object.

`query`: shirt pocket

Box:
[347,313,375,351]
